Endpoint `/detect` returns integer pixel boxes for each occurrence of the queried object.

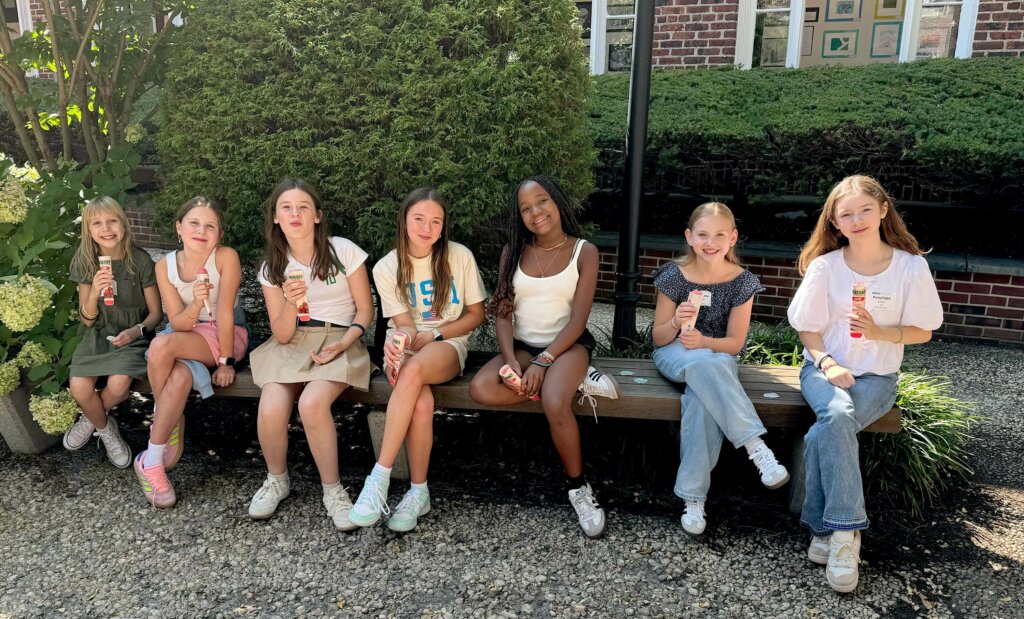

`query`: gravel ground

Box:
[1,331,1021,618]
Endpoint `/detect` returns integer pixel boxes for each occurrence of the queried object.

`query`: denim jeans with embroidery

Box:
[799,361,898,535]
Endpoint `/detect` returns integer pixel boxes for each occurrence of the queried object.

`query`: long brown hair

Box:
[394,188,452,318]
[675,202,742,267]
[797,175,923,275]
[261,178,341,286]
[71,196,139,277]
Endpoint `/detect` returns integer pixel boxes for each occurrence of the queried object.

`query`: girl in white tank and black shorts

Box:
[469,175,618,538]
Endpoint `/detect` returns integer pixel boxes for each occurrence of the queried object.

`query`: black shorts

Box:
[513,328,596,361]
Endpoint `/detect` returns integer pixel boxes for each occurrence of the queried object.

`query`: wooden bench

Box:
[135,352,900,512]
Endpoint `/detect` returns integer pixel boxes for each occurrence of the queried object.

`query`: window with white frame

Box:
[579,0,636,75]
[736,0,979,69]
[2,0,30,41]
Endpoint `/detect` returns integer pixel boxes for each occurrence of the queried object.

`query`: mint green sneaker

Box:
[349,475,390,527]
[387,487,431,532]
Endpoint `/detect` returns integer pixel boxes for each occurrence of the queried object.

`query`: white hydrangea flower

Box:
[0,361,19,396]
[0,171,29,224]
[29,390,80,435]
[0,275,54,332]
[14,341,53,369]
[124,123,148,144]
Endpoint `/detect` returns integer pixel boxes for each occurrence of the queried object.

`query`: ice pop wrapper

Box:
[499,364,540,401]
[388,330,411,386]
[99,256,114,306]
[288,269,310,321]
[196,267,214,324]
[680,290,704,331]
[850,281,866,338]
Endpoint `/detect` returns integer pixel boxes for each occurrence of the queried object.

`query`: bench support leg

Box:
[787,434,807,515]
[366,410,409,480]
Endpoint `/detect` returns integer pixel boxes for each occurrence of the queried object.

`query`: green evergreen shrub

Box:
[158,0,595,260]
[589,58,1024,208]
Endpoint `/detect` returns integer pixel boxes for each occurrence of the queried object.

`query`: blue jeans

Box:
[652,343,767,501]
[799,361,897,535]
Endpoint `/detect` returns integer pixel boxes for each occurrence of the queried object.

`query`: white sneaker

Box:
[680,499,706,536]
[349,475,391,527]
[248,475,291,520]
[808,535,831,565]
[62,413,95,450]
[578,366,619,399]
[387,487,431,532]
[827,530,862,593]
[323,485,357,532]
[748,443,790,489]
[96,417,131,469]
[568,483,605,538]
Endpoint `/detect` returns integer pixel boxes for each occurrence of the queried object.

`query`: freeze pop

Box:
[288,269,310,321]
[680,290,704,332]
[850,281,866,338]
[388,330,411,386]
[98,256,114,306]
[499,364,540,401]
[196,267,214,323]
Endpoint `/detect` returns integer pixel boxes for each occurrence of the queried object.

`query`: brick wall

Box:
[653,0,738,67]
[974,1,1024,57]
[126,205,175,250]
[595,244,1024,345]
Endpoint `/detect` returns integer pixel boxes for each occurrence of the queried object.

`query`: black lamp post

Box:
[612,0,655,349]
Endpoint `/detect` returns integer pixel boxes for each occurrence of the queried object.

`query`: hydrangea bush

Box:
[0,149,136,416]
[28,390,79,435]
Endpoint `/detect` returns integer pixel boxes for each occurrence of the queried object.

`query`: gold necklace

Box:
[533,234,568,251]
[533,244,564,277]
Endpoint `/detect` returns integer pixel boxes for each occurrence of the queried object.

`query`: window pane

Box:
[608,0,635,17]
[917,4,961,59]
[3,0,20,40]
[799,0,903,67]
[607,20,634,71]
[757,0,791,10]
[577,2,592,58]
[753,12,790,68]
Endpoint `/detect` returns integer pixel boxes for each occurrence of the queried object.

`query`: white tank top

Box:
[512,238,586,348]
[166,250,222,322]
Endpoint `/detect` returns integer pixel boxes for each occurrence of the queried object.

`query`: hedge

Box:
[157,0,595,260]
[587,58,1024,208]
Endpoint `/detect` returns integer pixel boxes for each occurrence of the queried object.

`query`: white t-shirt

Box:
[258,236,368,325]
[787,248,943,376]
[372,241,487,351]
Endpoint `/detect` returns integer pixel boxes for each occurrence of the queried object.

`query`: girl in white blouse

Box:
[787,175,943,593]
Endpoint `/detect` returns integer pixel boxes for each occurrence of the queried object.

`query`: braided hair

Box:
[489,175,584,318]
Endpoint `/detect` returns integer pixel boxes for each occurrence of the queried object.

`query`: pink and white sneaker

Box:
[163,417,185,471]
[134,452,177,509]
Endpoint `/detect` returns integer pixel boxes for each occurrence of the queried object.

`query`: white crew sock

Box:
[144,442,165,467]
[268,471,289,483]
[743,437,766,455]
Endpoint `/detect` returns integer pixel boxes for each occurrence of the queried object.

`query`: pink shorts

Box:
[193,322,248,360]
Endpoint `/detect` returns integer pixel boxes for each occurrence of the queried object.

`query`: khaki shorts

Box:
[250,326,372,390]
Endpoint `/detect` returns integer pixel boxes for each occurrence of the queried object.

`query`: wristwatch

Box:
[218,356,236,367]
[431,328,443,342]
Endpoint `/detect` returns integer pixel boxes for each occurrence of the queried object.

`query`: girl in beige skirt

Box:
[247,178,374,531]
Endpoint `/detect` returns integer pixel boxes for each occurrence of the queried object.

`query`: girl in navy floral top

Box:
[650,202,789,536]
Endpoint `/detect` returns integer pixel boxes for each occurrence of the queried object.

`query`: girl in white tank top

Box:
[468,175,611,539]
[134,197,248,509]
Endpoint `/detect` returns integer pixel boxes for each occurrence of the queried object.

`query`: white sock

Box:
[144,442,165,467]
[269,471,289,483]
[833,530,856,543]
[322,480,341,495]
[743,437,766,455]
[93,416,112,435]
[410,481,428,494]
[371,463,392,481]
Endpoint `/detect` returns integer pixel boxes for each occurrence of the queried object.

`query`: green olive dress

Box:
[69,246,157,378]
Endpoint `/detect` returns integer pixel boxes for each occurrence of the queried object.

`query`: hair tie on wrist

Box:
[350,322,366,334]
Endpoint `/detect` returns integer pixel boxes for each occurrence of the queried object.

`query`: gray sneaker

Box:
[568,483,605,538]
[827,530,861,593]
[248,475,291,520]
[387,487,431,532]
[63,413,95,450]
[324,485,357,532]
[808,535,831,565]
[96,417,131,469]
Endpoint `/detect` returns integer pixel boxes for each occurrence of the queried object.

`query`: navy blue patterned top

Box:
[651,261,765,340]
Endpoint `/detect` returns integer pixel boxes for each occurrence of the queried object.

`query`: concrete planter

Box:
[0,379,60,455]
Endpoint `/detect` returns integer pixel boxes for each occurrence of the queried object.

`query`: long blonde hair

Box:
[71,196,138,277]
[797,175,923,275]
[676,202,742,267]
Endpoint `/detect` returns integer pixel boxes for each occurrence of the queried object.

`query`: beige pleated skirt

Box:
[250,326,372,390]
